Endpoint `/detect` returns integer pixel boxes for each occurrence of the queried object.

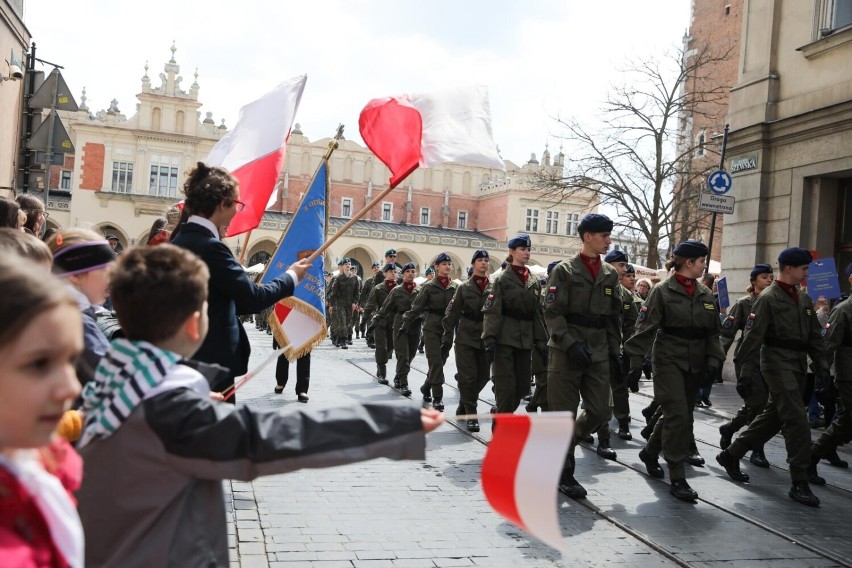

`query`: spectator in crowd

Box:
[15,194,48,237]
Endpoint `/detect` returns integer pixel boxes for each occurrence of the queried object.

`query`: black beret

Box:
[626,264,635,274]
[337,258,347,266]
[673,240,709,259]
[371,261,381,268]
[424,267,435,275]
[434,252,452,265]
[577,213,613,235]
[778,247,812,267]
[604,250,628,264]
[547,260,560,276]
[401,262,416,271]
[749,263,772,280]
[508,233,531,248]
[385,248,397,256]
[471,249,489,263]
[382,263,397,273]
[104,234,119,241]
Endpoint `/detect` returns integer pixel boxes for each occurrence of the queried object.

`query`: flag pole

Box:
[238,230,252,265]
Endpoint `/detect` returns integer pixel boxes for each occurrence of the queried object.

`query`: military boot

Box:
[641,405,654,423]
[749,447,769,468]
[639,448,664,478]
[346,335,353,345]
[789,481,820,507]
[596,438,617,460]
[640,424,653,440]
[808,455,826,486]
[686,443,705,466]
[824,449,849,468]
[670,479,698,502]
[393,375,401,389]
[558,456,587,499]
[716,450,749,482]
[719,423,734,450]
[432,398,445,412]
[376,364,388,385]
[419,383,432,403]
[617,417,632,440]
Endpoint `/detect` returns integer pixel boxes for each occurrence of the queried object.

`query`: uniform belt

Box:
[503,308,534,321]
[462,312,484,322]
[765,337,807,351]
[565,313,607,329]
[660,326,711,340]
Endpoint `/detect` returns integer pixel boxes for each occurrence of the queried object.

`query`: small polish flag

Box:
[207,75,307,237]
[359,85,505,188]
[481,412,574,552]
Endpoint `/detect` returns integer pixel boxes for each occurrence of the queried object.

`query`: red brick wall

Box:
[79,143,105,190]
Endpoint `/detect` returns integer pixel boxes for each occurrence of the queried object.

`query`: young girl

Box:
[0,256,85,568]
[47,229,116,390]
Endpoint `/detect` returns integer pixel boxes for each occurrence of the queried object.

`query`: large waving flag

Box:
[207,75,307,237]
[482,412,574,552]
[262,160,328,361]
[359,85,505,187]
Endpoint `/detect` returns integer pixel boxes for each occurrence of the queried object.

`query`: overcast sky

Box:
[24,1,690,166]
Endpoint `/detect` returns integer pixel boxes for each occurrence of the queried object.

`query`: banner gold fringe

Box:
[268,296,327,362]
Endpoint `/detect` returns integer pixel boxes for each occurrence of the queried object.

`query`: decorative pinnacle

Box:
[169,41,176,63]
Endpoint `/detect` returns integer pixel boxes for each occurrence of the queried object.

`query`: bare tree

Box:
[530,45,732,268]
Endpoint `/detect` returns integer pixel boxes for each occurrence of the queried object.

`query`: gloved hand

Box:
[396,326,408,340]
[814,370,831,396]
[736,375,752,399]
[535,343,549,365]
[610,355,625,384]
[485,342,497,365]
[441,342,452,361]
[626,368,642,393]
[568,342,593,370]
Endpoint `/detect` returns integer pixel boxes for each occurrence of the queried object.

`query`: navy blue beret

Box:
[508,233,532,249]
[547,260,560,276]
[778,247,812,267]
[471,249,489,263]
[626,264,635,274]
[401,262,416,271]
[434,252,452,265]
[673,240,709,259]
[382,263,397,273]
[424,267,435,275]
[577,213,613,235]
[604,250,628,264]
[749,263,772,280]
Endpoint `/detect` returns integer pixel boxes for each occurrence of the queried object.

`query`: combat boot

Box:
[789,481,820,507]
[639,448,664,478]
[393,376,401,389]
[641,405,654,423]
[376,364,388,385]
[399,385,412,397]
[467,419,480,432]
[558,457,586,499]
[432,398,445,412]
[640,424,653,440]
[346,335,353,345]
[419,383,432,403]
[824,449,849,468]
[719,423,734,450]
[670,479,698,502]
[749,447,769,468]
[807,455,826,486]
[596,438,617,461]
[617,417,632,440]
[686,443,705,466]
[716,450,749,482]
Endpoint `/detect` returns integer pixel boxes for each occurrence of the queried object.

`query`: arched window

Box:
[152,107,162,131]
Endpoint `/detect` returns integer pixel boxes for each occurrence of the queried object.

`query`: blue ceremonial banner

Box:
[807,257,842,301]
[262,161,328,361]
[716,276,730,310]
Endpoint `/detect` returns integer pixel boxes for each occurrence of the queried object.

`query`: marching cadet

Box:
[717,263,775,468]
[526,260,561,414]
[404,253,457,411]
[348,265,363,342]
[357,261,380,340]
[327,258,360,348]
[624,240,724,502]
[418,267,436,354]
[483,234,548,427]
[373,249,402,286]
[443,250,492,432]
[545,214,622,499]
[374,262,420,397]
[366,264,399,384]
[716,248,829,507]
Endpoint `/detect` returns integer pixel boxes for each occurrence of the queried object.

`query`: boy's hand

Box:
[209,391,225,402]
[288,258,312,280]
[420,408,444,433]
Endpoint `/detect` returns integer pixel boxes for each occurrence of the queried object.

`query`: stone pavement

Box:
[225,325,852,567]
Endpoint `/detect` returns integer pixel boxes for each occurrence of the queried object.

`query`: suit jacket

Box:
[171,222,295,382]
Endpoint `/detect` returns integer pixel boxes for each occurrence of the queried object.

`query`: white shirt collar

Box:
[188,215,220,240]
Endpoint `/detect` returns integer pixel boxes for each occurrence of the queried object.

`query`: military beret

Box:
[577,213,613,235]
[626,264,635,274]
[337,258,347,266]
[604,250,628,264]
[471,249,489,263]
[401,262,416,271]
[382,263,397,273]
[749,263,772,280]
[673,240,709,259]
[778,247,812,267]
[434,252,452,265]
[371,261,381,268]
[385,248,397,256]
[104,234,119,241]
[424,267,435,275]
[508,233,531,248]
[547,260,560,276]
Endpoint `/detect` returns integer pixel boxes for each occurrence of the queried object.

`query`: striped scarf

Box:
[77,339,180,448]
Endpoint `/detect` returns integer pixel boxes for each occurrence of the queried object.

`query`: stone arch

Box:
[93,223,130,252]
[487,256,503,274]
[394,248,421,272]
[341,244,379,278]
[245,238,277,267]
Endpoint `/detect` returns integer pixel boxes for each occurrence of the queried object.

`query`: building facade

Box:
[0,0,30,198]
[722,0,852,295]
[47,48,599,279]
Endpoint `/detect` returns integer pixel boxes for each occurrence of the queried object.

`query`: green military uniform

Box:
[348,273,363,339]
[328,269,360,345]
[545,255,622,446]
[443,275,492,415]
[482,267,547,414]
[366,279,397,380]
[727,281,827,483]
[624,278,724,482]
[374,282,420,390]
[812,296,852,463]
[359,272,376,339]
[404,277,458,402]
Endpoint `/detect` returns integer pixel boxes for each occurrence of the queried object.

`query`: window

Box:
[111,161,134,193]
[836,0,852,28]
[525,208,539,232]
[341,197,352,218]
[565,212,580,235]
[60,170,72,190]
[545,211,559,234]
[148,154,180,197]
[457,211,467,229]
[420,207,430,225]
[696,131,706,157]
[382,202,393,221]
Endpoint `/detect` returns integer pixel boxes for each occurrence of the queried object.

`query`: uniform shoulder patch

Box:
[806,308,813,317]
[638,305,649,322]
[722,315,735,329]
[623,302,631,311]
[604,286,613,296]
[483,294,494,310]
[703,302,716,311]
[545,286,557,304]
[745,313,756,330]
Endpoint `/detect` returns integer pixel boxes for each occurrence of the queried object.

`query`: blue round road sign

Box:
[708,170,733,195]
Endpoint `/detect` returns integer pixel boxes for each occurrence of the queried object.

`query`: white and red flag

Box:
[359,85,505,188]
[207,75,307,237]
[481,412,574,552]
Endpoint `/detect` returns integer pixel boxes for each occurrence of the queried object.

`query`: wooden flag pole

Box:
[238,230,253,265]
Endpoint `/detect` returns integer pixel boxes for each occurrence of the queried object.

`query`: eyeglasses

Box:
[230,199,246,212]
[41,211,50,219]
